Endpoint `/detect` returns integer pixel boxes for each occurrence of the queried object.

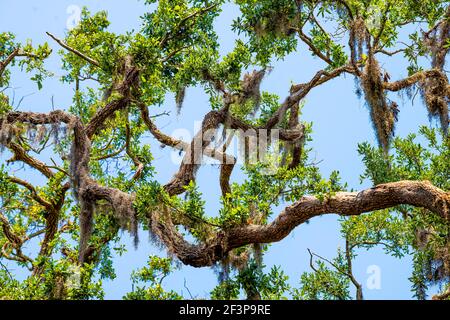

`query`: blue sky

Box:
[0,0,440,299]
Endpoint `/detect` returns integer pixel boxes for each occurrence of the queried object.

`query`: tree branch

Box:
[383,69,449,93]
[46,32,100,67]
[433,288,450,300]
[294,27,334,65]
[84,55,139,139]
[0,48,20,77]
[2,110,449,269]
[8,176,53,210]
[125,120,144,181]
[0,211,23,246]
[345,239,363,300]
[7,142,54,178]
[0,47,42,77]
[150,180,449,267]
[140,104,236,196]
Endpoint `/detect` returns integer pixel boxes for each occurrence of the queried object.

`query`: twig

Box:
[184,278,195,299]
[0,259,14,281]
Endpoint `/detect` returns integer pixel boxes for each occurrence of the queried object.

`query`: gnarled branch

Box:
[150,180,449,267]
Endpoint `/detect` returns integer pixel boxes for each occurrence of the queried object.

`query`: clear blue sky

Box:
[0,0,439,299]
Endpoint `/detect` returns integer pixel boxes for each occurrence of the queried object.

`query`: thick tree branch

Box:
[140,104,236,196]
[383,69,449,92]
[84,55,139,139]
[163,109,227,195]
[279,65,356,129]
[151,180,449,267]
[7,142,54,178]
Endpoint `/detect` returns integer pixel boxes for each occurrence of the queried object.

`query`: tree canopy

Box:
[0,0,449,300]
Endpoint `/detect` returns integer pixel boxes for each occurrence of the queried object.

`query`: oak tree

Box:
[0,0,449,300]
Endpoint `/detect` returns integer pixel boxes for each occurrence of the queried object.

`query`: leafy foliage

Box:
[123,256,182,300]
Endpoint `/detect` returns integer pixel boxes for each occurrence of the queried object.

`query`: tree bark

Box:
[154,180,449,267]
